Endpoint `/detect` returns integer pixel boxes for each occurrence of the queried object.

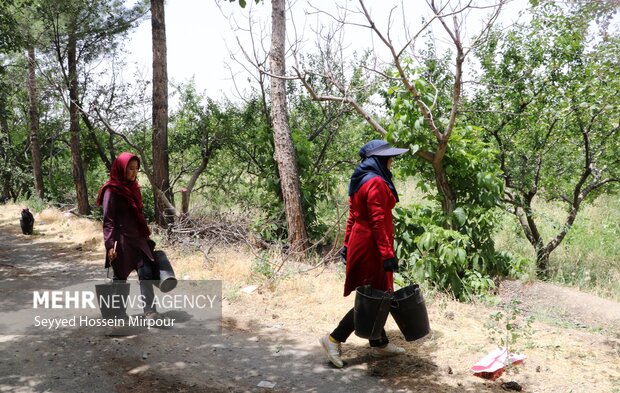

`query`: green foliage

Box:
[393,202,516,301]
[228,0,262,8]
[0,0,23,52]
[34,0,147,61]
[173,62,375,245]
[385,63,512,299]
[23,195,46,213]
[495,195,620,301]
[0,60,35,200]
[377,38,522,299]
[471,1,620,274]
[289,91,374,241]
[251,252,274,279]
[485,298,534,361]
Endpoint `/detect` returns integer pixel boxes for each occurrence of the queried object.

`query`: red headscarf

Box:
[96,152,150,237]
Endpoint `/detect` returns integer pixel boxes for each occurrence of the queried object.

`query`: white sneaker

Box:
[371,343,406,357]
[319,334,343,368]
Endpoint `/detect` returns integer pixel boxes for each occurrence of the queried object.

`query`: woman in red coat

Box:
[320,140,408,368]
[96,152,160,319]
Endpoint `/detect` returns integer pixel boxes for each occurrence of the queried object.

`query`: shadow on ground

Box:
[0,219,507,393]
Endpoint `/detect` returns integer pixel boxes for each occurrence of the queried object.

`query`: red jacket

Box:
[343,176,395,296]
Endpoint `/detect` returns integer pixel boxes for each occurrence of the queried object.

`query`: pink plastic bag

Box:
[471,347,527,380]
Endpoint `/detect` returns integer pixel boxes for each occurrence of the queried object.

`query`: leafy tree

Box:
[33,0,146,214]
[0,0,22,53]
[168,82,237,214]
[0,59,32,200]
[387,55,508,298]
[472,1,620,277]
[295,1,511,299]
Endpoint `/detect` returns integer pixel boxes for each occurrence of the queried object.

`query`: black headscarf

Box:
[348,141,399,201]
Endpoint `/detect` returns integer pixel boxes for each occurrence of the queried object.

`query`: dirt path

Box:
[1,205,619,392]
[0,210,459,393]
[498,280,620,334]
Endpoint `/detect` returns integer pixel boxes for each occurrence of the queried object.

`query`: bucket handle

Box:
[369,289,393,337]
[390,282,421,309]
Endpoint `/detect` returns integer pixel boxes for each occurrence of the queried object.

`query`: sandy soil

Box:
[0,203,619,393]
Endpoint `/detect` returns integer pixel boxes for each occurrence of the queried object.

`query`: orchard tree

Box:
[295,0,506,217]
[35,0,145,214]
[0,0,27,200]
[472,1,620,277]
[294,0,508,299]
[168,82,235,215]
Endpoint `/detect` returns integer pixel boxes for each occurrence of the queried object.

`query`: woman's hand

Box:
[107,247,117,262]
[383,257,399,272]
[339,246,347,265]
[107,240,118,262]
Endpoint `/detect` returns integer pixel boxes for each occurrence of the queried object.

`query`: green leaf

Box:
[453,207,467,226]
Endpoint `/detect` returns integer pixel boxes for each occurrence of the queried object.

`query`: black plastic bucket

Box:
[154,250,177,293]
[95,281,130,319]
[354,285,392,340]
[390,284,430,341]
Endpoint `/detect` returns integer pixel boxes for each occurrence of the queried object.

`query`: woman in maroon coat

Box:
[96,152,160,319]
[320,140,408,368]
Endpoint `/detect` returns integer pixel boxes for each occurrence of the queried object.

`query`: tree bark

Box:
[432,155,456,216]
[0,96,11,199]
[151,0,173,227]
[79,107,112,170]
[181,188,189,216]
[270,0,309,251]
[535,247,550,277]
[181,154,210,215]
[68,33,90,215]
[27,46,45,199]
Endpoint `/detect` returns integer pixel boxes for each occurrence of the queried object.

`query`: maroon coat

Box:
[102,189,154,280]
[343,176,395,297]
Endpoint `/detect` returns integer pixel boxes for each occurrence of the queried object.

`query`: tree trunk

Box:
[151,0,173,227]
[79,108,112,170]
[181,188,189,216]
[536,246,550,278]
[517,195,548,278]
[270,0,309,251]
[27,46,44,199]
[432,160,456,217]
[68,33,90,215]
[535,200,581,278]
[181,154,210,215]
[0,100,12,199]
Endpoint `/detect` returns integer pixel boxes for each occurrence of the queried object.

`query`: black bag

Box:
[95,270,130,319]
[390,284,431,341]
[354,285,392,340]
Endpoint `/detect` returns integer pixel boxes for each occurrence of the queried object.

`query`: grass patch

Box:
[495,194,620,301]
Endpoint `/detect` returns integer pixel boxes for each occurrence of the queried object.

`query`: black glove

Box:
[339,246,347,265]
[383,257,399,272]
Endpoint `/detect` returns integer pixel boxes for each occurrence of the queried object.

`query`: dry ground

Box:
[0,203,619,392]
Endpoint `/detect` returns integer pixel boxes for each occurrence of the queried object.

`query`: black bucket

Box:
[354,286,392,340]
[390,284,430,341]
[95,281,130,319]
[154,250,177,293]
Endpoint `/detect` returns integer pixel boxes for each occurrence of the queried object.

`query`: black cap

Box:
[359,140,409,159]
